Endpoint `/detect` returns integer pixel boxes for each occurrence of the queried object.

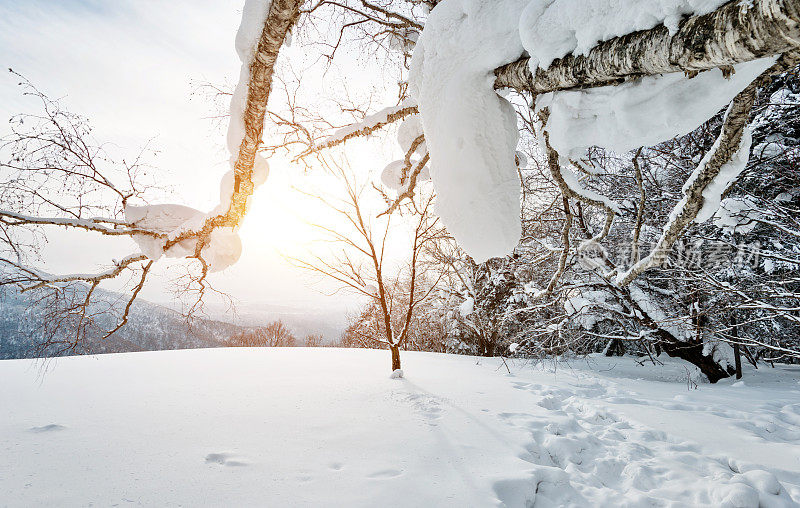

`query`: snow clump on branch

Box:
[125,204,243,271]
[537,58,774,158]
[519,0,730,71]
[410,0,527,263]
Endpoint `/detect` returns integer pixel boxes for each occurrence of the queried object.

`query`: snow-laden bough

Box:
[409,0,793,264]
[126,0,295,272]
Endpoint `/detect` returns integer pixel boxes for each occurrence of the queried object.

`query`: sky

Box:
[0,0,407,320]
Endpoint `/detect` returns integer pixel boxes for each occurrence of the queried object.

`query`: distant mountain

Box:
[0,286,243,360]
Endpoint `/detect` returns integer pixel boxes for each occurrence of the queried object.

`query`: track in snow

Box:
[492,374,799,507]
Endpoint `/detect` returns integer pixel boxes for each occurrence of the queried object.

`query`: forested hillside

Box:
[0,286,240,359]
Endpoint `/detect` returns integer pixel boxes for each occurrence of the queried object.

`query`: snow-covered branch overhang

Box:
[159,0,304,271]
[404,0,800,265]
[494,0,800,94]
[225,0,303,224]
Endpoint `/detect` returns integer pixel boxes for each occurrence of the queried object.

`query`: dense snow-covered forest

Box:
[2,0,800,505]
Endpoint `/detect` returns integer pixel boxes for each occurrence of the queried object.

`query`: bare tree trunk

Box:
[487,332,498,357]
[390,344,401,371]
[603,338,624,356]
[613,286,734,382]
[477,334,494,357]
[495,0,800,93]
[732,316,743,379]
[651,330,733,383]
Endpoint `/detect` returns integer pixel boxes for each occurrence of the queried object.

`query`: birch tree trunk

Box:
[227,0,303,224]
[495,0,800,93]
[166,0,304,256]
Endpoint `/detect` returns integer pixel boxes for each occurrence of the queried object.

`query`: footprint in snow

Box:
[30,424,66,433]
[538,396,563,411]
[367,469,402,479]
[328,462,344,471]
[403,393,444,424]
[205,453,249,467]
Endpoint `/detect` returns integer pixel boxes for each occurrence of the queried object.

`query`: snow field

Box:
[1,349,798,506]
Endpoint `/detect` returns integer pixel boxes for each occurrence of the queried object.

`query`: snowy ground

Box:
[1,348,799,507]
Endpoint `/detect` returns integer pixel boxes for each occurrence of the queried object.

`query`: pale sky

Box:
[0,0,408,317]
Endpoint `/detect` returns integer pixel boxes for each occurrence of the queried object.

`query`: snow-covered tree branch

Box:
[494,0,800,94]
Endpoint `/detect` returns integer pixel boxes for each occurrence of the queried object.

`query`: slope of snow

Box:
[1,349,799,506]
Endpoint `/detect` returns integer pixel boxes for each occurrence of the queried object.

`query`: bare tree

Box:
[304,333,324,347]
[293,161,441,372]
[226,320,297,347]
[0,0,302,354]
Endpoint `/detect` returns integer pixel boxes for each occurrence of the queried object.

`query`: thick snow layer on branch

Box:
[120,1,269,272]
[629,284,692,341]
[321,101,417,149]
[227,0,271,155]
[694,127,752,224]
[397,115,426,154]
[564,290,616,330]
[380,160,430,192]
[409,0,773,261]
[538,58,774,158]
[458,296,475,318]
[217,154,269,213]
[410,0,526,263]
[224,1,270,206]
[519,0,728,71]
[125,204,205,261]
[713,197,760,234]
[558,166,621,213]
[381,160,407,191]
[125,204,242,272]
[662,114,752,230]
[235,0,271,63]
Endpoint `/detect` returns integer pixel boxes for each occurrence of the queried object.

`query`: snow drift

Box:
[2,349,798,505]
